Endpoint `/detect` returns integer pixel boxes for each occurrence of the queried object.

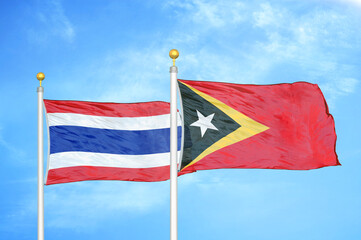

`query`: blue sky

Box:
[1,0,361,239]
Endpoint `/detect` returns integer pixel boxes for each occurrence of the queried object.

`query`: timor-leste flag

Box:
[177,79,339,175]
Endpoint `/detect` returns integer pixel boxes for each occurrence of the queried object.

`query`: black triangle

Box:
[178,81,241,170]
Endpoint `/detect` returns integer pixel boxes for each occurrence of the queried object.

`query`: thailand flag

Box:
[44,100,182,185]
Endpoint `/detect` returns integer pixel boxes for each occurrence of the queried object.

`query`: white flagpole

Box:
[169,49,179,240]
[37,72,45,240]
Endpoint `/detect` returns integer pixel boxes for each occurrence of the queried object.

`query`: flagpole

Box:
[37,72,45,240]
[169,49,179,240]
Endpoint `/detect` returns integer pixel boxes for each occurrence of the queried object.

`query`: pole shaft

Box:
[37,86,44,240]
[170,66,178,240]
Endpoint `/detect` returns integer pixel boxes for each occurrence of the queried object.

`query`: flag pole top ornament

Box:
[169,49,179,66]
[36,72,45,87]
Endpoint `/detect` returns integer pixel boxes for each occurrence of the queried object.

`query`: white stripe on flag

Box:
[48,112,181,130]
[49,151,181,169]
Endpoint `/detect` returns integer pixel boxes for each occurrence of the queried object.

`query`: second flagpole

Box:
[169,49,179,240]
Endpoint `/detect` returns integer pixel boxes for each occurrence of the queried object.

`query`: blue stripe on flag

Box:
[49,126,182,155]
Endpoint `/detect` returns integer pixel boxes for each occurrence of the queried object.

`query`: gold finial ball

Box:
[169,49,179,60]
[36,72,45,81]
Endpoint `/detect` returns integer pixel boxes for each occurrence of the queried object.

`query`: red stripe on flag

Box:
[46,166,170,185]
[44,100,170,117]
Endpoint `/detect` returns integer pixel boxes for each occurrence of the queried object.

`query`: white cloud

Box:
[43,45,175,104]
[2,191,37,233]
[338,78,358,93]
[91,48,171,103]
[320,77,359,108]
[3,180,168,231]
[44,181,168,229]
[29,0,75,43]
[90,0,360,108]
[0,126,26,160]
[253,2,284,28]
[333,0,361,7]
[165,0,246,28]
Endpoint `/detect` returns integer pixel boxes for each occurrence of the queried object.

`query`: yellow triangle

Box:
[181,81,270,170]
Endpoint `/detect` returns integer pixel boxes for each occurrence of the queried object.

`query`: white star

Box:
[190,110,218,137]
